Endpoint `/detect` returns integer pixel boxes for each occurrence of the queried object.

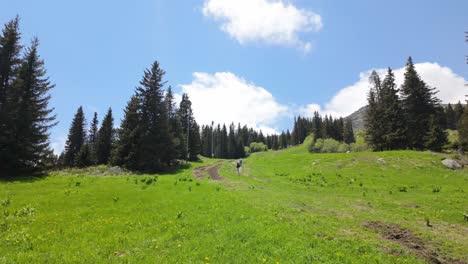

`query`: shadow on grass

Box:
[0,171,48,183]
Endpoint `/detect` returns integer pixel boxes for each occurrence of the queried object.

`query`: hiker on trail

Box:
[236,158,242,174]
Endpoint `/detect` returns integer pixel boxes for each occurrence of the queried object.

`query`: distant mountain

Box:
[345,106,367,132]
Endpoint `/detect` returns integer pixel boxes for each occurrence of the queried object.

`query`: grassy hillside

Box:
[0,145,467,263]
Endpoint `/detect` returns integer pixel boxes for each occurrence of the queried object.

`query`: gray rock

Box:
[441,158,463,170]
[377,158,386,164]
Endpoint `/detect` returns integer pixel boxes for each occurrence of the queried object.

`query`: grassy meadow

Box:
[0,143,467,263]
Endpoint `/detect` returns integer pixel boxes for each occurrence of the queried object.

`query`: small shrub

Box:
[432,186,442,193]
[1,197,11,207]
[249,142,268,153]
[398,186,408,192]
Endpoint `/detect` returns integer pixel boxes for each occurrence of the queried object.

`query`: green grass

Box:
[1,146,467,263]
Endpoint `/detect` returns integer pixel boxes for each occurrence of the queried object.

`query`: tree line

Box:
[289,114,355,146]
[364,57,467,152]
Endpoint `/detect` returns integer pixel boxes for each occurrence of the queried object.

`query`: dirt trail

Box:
[364,221,465,264]
[193,161,224,180]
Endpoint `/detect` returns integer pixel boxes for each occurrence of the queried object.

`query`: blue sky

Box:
[1,0,467,153]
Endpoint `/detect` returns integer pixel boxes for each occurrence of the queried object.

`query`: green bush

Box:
[249,142,268,153]
[308,138,349,153]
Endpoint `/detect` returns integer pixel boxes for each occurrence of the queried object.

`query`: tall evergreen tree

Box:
[6,38,57,174]
[177,93,200,161]
[0,17,23,176]
[63,106,86,167]
[365,70,386,150]
[445,103,456,130]
[88,112,98,165]
[164,86,183,161]
[380,68,407,150]
[454,101,464,128]
[343,119,355,144]
[137,61,174,171]
[96,108,114,165]
[111,95,141,170]
[458,103,468,151]
[424,115,448,152]
[400,57,440,150]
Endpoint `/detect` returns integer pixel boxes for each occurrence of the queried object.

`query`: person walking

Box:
[236,158,242,174]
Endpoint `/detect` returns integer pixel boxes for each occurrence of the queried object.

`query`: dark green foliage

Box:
[74,144,93,168]
[137,61,174,171]
[454,101,464,128]
[111,95,140,170]
[400,57,441,150]
[365,71,385,150]
[445,104,456,130]
[343,119,355,144]
[0,17,57,176]
[177,93,200,161]
[63,107,86,167]
[164,86,183,161]
[459,103,468,151]
[380,68,407,150]
[88,112,98,165]
[96,108,114,165]
[424,115,448,152]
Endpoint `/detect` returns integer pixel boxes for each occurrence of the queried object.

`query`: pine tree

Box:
[137,61,173,171]
[164,86,182,161]
[458,103,468,151]
[96,108,114,165]
[445,103,456,130]
[177,93,200,161]
[400,57,440,150]
[88,112,98,165]
[424,115,448,152]
[380,68,407,150]
[74,143,92,168]
[63,106,86,167]
[365,70,386,151]
[7,38,57,174]
[0,17,23,176]
[454,101,464,128]
[343,119,355,144]
[111,95,140,170]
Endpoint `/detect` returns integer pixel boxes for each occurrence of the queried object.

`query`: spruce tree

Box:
[400,57,440,150]
[177,93,200,161]
[343,119,355,144]
[164,86,183,161]
[0,17,22,176]
[445,103,456,130]
[111,95,140,170]
[137,61,173,171]
[454,101,464,128]
[365,70,385,150]
[380,68,407,150]
[424,115,448,152]
[458,103,468,151]
[63,106,86,167]
[88,112,98,165]
[96,108,114,165]
[8,38,57,174]
[74,144,92,168]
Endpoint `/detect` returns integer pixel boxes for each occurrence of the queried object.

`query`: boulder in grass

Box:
[441,158,462,170]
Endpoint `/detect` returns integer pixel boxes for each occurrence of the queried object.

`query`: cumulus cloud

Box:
[300,62,468,118]
[179,72,288,134]
[202,0,322,52]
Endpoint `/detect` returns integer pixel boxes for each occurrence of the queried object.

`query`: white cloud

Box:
[202,0,322,52]
[179,72,288,134]
[50,135,66,155]
[300,63,468,118]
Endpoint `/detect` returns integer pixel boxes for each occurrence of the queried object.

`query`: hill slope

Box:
[0,146,467,263]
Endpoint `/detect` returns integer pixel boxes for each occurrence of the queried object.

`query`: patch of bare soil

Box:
[193,161,224,181]
[364,221,465,264]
